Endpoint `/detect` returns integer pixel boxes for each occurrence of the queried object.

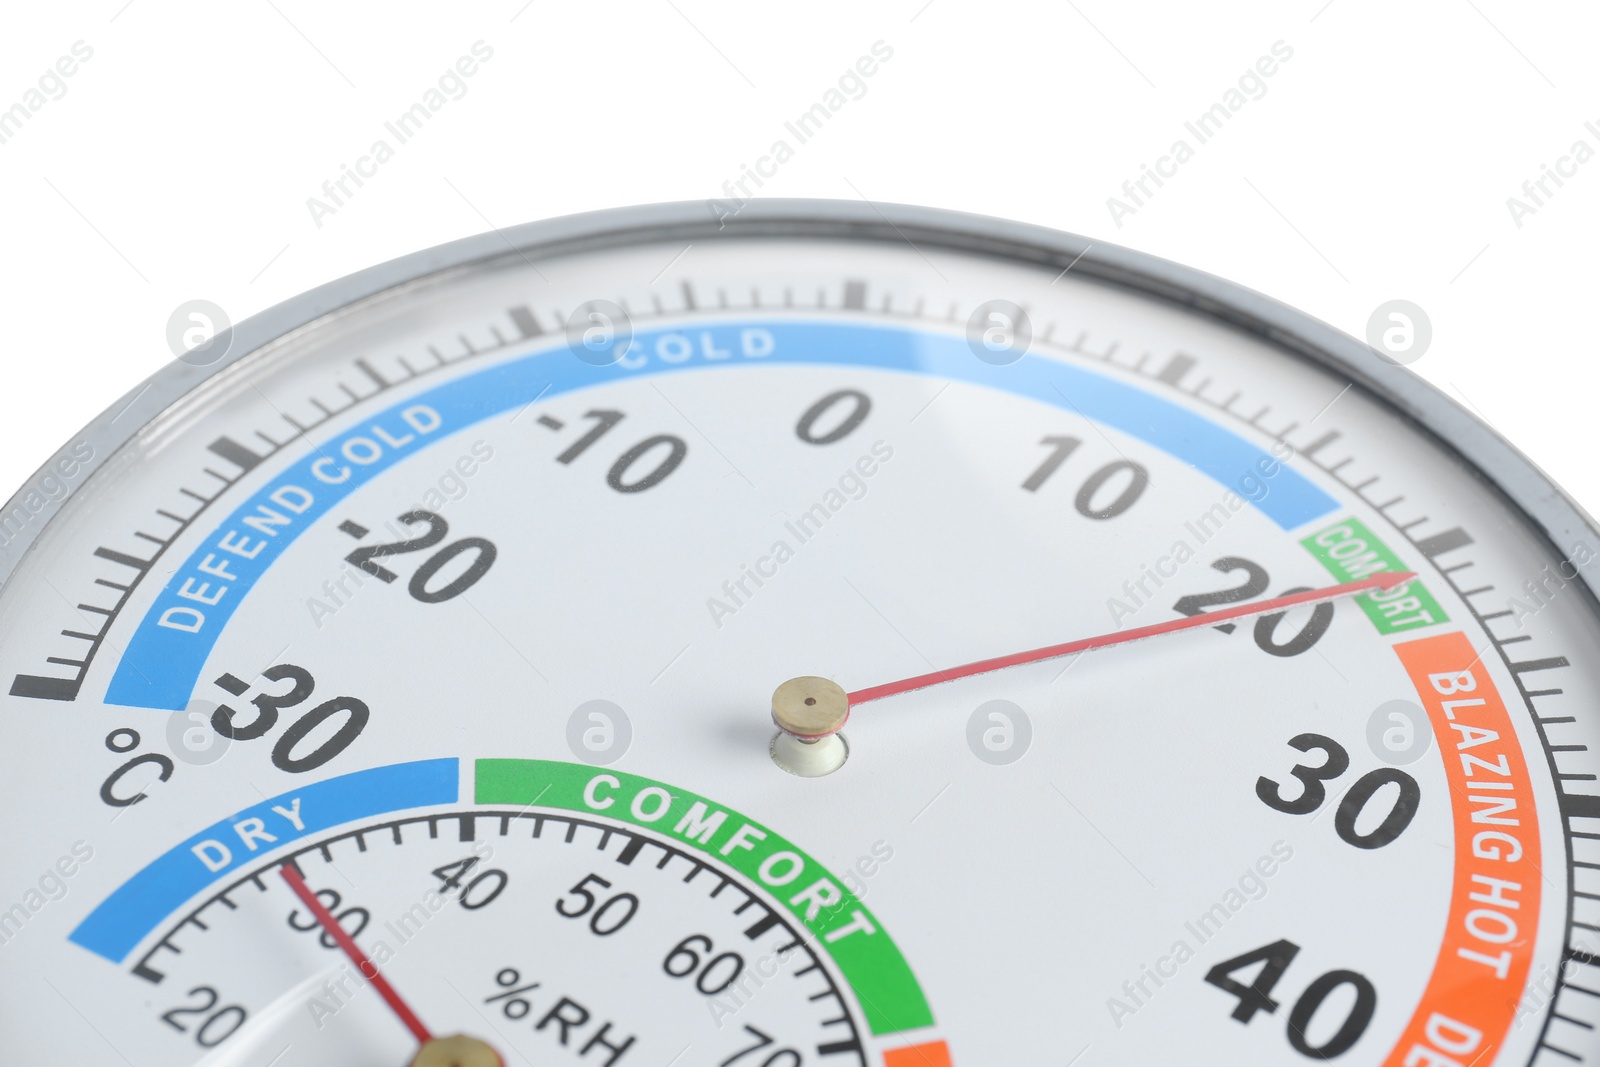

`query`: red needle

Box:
[280,864,434,1046]
[847,571,1417,706]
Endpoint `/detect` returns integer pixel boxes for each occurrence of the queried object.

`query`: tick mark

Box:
[1414,526,1474,559]
[743,911,782,940]
[508,305,543,338]
[1156,353,1196,386]
[537,414,564,431]
[207,436,264,473]
[338,520,369,539]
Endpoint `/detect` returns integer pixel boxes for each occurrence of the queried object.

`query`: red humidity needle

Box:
[279,864,434,1047]
[846,572,1417,707]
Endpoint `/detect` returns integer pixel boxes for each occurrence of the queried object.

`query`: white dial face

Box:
[1,219,1597,1067]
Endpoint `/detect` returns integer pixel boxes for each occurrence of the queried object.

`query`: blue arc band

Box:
[105,321,1338,710]
[68,759,458,964]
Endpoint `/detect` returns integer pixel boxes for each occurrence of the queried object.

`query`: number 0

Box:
[1074,460,1148,519]
[1334,768,1421,850]
[1287,969,1377,1058]
[408,537,497,603]
[608,435,687,492]
[796,389,872,444]
[271,697,370,773]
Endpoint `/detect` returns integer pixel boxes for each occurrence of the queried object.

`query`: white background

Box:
[2,1,1596,513]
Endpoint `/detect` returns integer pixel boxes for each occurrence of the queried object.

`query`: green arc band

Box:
[475,758,935,1037]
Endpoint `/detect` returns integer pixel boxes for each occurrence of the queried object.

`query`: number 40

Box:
[1206,939,1376,1059]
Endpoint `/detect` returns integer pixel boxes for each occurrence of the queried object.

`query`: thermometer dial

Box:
[1,201,1596,1066]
